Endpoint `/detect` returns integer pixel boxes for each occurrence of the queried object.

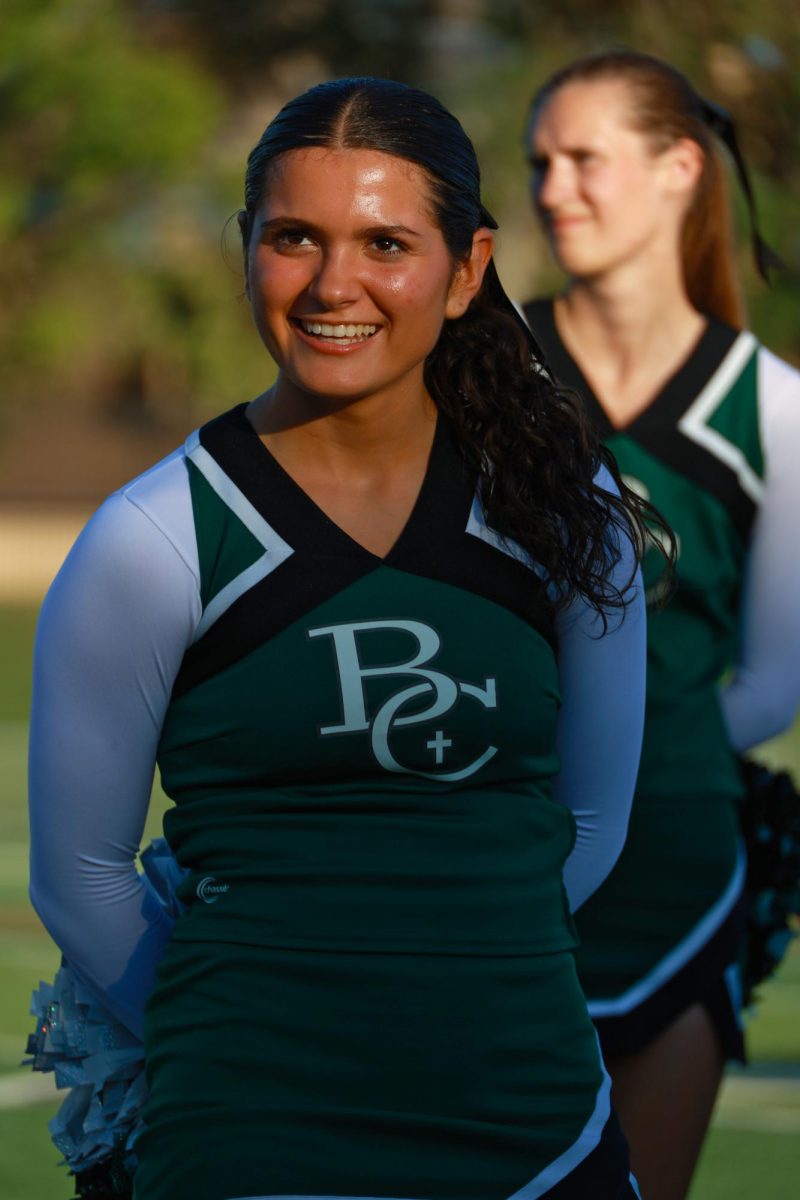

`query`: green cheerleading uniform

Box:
[524,298,763,1056]
[124,404,638,1199]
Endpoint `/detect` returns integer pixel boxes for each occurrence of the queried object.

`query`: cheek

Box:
[601,162,655,207]
[376,262,452,312]
[250,252,309,306]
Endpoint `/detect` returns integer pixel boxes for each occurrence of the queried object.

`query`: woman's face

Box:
[529,79,685,281]
[242,146,489,410]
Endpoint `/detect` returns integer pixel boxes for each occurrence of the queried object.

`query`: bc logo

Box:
[622,474,681,605]
[307,619,498,782]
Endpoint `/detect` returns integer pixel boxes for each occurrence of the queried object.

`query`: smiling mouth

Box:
[295,319,379,346]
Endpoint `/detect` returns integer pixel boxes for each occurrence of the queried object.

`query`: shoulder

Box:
[50,441,199,604]
[112,443,198,579]
[756,343,800,412]
[754,342,800,469]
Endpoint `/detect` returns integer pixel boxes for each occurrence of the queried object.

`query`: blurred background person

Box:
[522,49,800,1200]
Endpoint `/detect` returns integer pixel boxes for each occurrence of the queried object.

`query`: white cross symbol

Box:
[426,729,452,765]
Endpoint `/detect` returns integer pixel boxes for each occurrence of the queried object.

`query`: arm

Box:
[552,471,647,911]
[720,350,800,751]
[28,461,200,1038]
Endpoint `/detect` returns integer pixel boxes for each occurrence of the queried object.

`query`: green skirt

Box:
[575,793,743,1011]
[133,942,607,1200]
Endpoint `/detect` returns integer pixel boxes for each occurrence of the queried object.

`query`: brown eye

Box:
[276,231,314,249]
[371,236,404,255]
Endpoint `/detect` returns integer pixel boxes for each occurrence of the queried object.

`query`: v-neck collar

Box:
[523,298,739,438]
[175,401,557,699]
[199,403,470,565]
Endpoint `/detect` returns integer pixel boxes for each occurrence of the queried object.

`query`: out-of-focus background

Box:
[1,2,798,1196]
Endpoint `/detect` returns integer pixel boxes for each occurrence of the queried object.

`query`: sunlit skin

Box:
[239,147,492,557]
[242,147,490,423]
[528,79,705,427]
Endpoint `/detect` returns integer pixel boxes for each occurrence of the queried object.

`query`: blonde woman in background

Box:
[523,49,800,1200]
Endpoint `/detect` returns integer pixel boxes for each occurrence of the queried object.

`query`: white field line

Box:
[712,1073,800,1134]
[0,508,90,602]
[713,1108,800,1134]
[0,1069,58,1109]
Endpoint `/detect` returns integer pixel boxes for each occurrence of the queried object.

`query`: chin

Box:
[287,373,380,407]
[551,243,614,279]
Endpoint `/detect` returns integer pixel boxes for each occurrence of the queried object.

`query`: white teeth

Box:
[300,320,377,339]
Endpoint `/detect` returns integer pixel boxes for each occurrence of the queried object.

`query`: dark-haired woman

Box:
[522,50,800,1200]
[30,78,649,1200]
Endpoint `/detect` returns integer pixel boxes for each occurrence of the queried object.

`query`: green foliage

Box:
[140,0,436,87]
[0,0,271,427]
[0,0,797,447]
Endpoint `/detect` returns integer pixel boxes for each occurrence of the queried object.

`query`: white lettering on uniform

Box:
[307,619,498,782]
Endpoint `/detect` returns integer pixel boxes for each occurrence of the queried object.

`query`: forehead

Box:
[259,146,437,220]
[531,78,638,147]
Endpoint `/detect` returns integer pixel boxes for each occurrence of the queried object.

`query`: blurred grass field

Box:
[0,601,797,1199]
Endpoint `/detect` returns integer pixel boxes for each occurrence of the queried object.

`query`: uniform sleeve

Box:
[28,485,200,1039]
[719,350,800,751]
[552,471,647,911]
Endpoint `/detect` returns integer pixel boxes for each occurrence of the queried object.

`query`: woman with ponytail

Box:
[523,49,800,1200]
[29,78,650,1200]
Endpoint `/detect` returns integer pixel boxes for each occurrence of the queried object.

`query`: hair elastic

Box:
[697,96,784,283]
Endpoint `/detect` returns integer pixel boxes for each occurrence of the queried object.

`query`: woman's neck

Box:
[555,262,705,427]
[247,380,437,480]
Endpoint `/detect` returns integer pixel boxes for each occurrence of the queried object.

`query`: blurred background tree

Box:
[0,0,797,497]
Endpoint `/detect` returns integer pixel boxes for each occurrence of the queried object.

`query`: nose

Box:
[532,157,568,214]
[307,246,361,310]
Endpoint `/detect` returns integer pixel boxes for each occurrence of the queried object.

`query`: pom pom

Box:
[23,838,186,1193]
[739,759,800,1003]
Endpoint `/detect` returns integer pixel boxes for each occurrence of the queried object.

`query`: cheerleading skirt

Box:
[574,792,747,1062]
[133,942,638,1200]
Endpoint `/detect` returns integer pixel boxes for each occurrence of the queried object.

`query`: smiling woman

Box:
[28,78,654,1200]
[237,143,492,557]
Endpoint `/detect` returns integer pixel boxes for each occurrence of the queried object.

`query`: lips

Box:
[547,215,589,235]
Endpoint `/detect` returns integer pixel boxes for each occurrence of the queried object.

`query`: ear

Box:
[662,137,704,198]
[237,210,251,297]
[445,228,494,319]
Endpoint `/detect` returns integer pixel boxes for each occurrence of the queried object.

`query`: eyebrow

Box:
[258,217,424,239]
[529,142,601,160]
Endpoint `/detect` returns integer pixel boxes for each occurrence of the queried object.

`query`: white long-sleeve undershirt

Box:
[719,348,800,751]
